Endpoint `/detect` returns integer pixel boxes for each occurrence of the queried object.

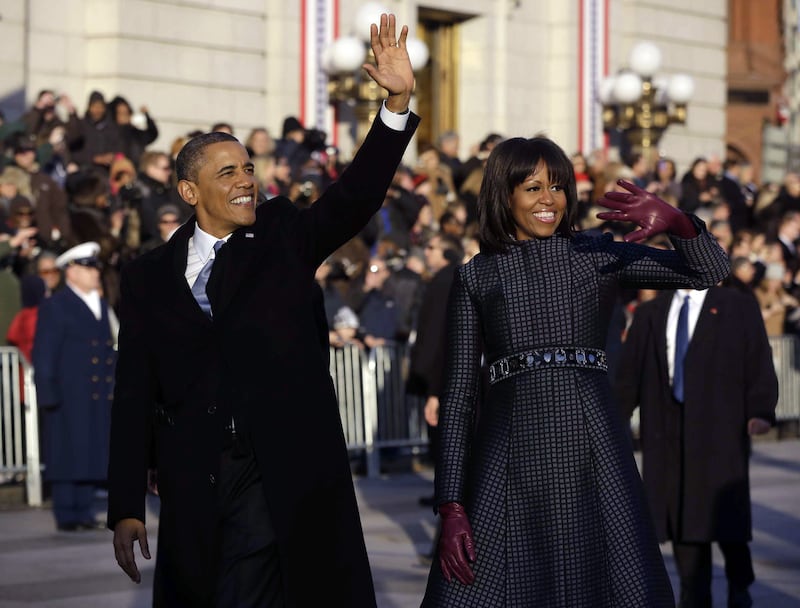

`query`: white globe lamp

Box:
[629,41,662,77]
[613,72,643,104]
[667,74,695,104]
[330,36,367,73]
[354,2,391,42]
[406,37,430,71]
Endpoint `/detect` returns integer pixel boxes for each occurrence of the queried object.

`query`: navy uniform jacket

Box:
[107,113,419,607]
[33,286,116,481]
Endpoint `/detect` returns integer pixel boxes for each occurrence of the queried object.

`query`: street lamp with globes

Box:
[599,41,695,161]
[323,3,429,142]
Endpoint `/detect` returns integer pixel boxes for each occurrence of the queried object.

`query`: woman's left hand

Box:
[595,180,697,243]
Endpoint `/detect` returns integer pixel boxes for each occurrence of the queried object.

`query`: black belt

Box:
[488,347,607,385]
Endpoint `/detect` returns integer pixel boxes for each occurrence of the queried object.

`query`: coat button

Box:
[207,405,216,414]
[209,474,216,485]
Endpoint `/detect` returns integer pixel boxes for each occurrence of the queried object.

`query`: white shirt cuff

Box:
[379,100,410,131]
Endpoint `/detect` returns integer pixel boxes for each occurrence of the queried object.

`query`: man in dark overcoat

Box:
[32,241,115,531]
[614,285,778,608]
[408,233,465,427]
[107,14,418,608]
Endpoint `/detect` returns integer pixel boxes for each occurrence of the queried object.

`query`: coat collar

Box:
[166,215,262,325]
[688,287,722,354]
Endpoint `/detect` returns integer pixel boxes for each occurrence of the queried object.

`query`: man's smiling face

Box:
[182,141,258,238]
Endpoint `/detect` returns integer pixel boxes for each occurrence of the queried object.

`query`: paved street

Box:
[0,439,798,607]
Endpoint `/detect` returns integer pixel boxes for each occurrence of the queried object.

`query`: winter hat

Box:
[88,90,105,105]
[282,116,304,139]
[333,306,360,330]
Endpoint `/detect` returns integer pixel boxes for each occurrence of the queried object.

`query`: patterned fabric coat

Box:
[422,221,730,607]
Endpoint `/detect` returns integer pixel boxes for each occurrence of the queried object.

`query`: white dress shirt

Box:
[67,284,102,321]
[185,226,232,288]
[666,289,708,384]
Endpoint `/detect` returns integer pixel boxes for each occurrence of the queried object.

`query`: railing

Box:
[330,343,429,478]
[768,335,800,421]
[3,335,800,504]
[0,347,42,506]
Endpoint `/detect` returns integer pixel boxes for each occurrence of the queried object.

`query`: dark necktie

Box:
[673,294,690,402]
[192,240,225,317]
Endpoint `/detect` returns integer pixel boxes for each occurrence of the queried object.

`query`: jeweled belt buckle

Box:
[499,359,510,377]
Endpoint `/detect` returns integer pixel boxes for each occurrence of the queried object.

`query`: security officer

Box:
[33,241,116,531]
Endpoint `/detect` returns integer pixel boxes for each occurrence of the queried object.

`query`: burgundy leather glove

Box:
[595,179,697,243]
[437,502,477,585]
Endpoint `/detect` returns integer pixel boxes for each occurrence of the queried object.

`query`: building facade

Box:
[0,0,730,175]
[779,0,800,179]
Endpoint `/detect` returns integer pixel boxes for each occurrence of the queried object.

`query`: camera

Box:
[302,128,328,153]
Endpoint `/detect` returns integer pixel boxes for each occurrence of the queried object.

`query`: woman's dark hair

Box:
[478,136,578,254]
[108,96,132,121]
[657,157,677,181]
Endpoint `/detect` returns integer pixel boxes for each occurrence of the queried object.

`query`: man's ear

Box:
[177,180,198,207]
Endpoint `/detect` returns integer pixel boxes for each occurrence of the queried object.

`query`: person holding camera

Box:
[20,90,81,150]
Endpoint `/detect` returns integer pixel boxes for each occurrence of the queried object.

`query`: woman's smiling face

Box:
[509,161,567,240]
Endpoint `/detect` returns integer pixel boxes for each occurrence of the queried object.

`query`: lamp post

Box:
[599,42,694,162]
[323,2,429,144]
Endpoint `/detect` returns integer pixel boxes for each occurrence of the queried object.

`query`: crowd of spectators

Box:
[2,87,800,357]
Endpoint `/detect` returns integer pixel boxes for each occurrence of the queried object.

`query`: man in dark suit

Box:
[614,286,778,608]
[409,233,464,431]
[32,241,116,531]
[407,232,463,508]
[107,14,418,607]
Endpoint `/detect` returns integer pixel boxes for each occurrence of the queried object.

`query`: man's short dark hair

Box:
[175,131,240,182]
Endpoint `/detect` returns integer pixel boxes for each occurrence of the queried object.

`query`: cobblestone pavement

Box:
[0,439,798,607]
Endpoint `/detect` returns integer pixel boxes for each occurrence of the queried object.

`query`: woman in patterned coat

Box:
[421,137,730,607]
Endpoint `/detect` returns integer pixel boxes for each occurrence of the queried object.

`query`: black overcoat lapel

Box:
[206,224,262,320]
[167,218,213,327]
[686,288,721,361]
[652,291,674,385]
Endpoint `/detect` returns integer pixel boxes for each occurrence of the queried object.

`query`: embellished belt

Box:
[488,347,607,385]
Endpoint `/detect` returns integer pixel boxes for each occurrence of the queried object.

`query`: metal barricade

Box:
[0,347,42,506]
[6,335,797,495]
[330,343,428,478]
[769,335,800,421]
